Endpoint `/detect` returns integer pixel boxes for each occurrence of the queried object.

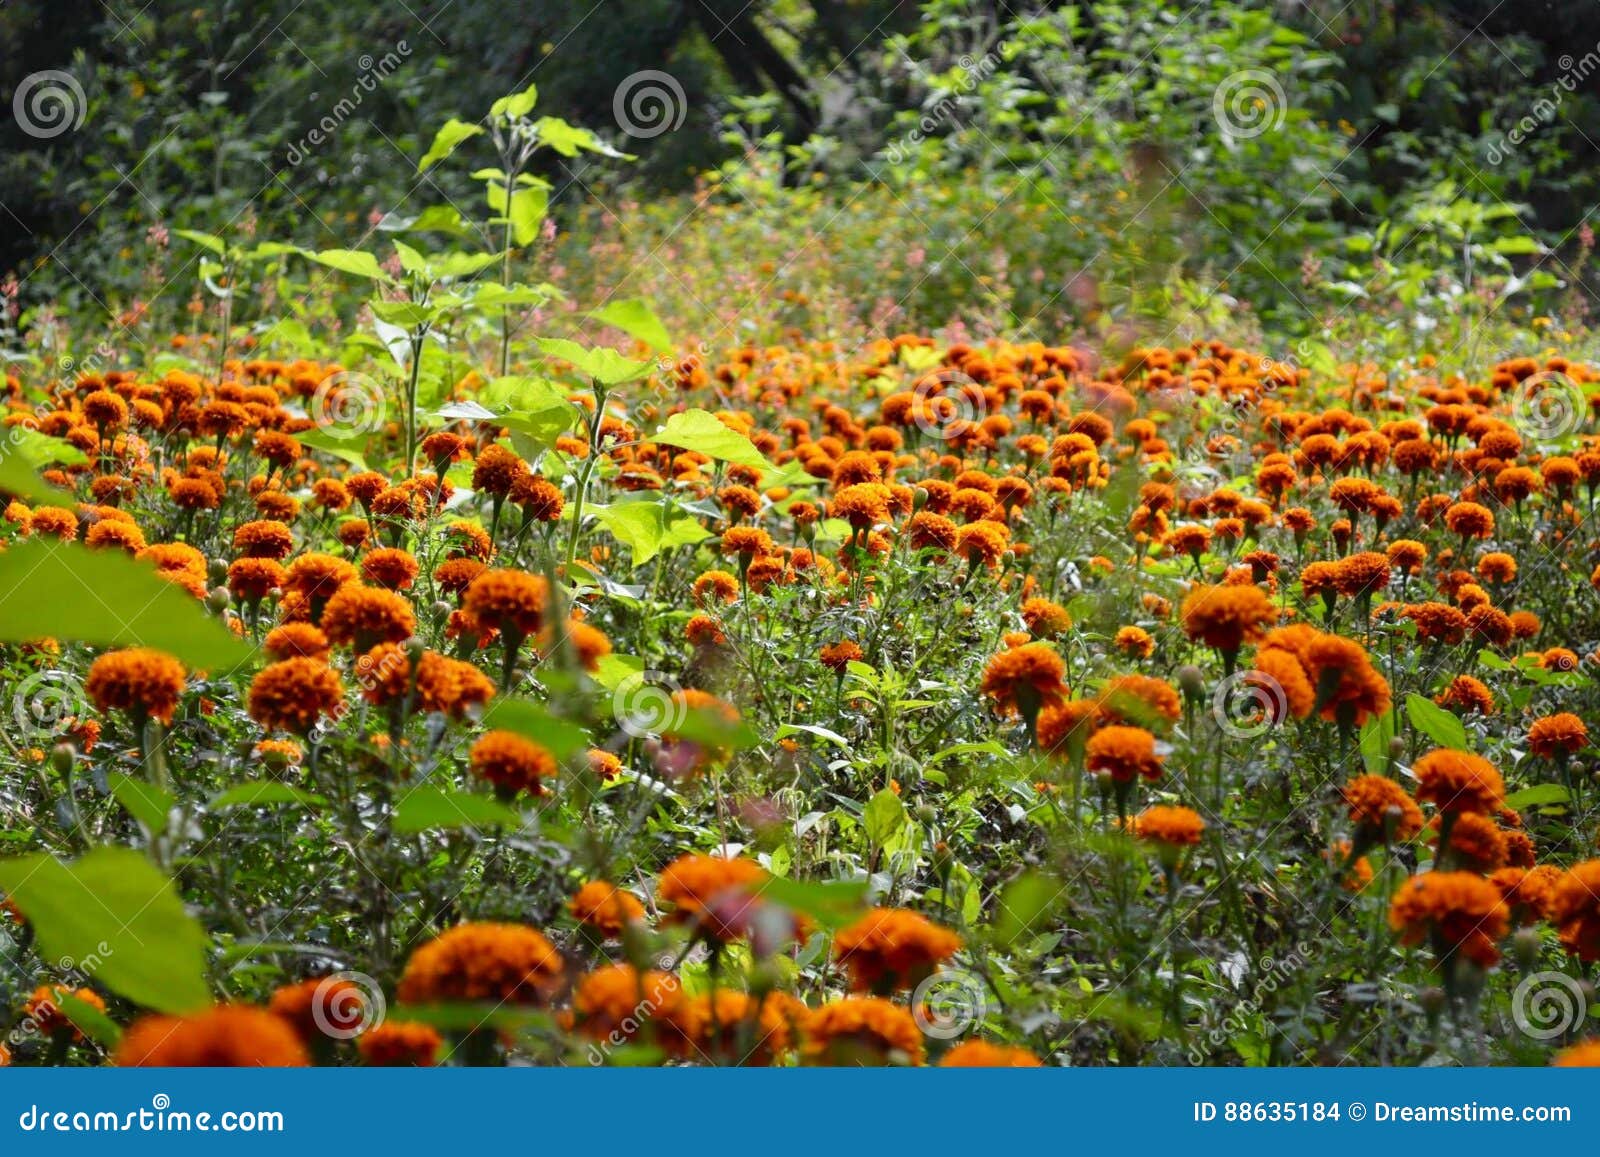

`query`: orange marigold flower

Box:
[85,648,186,725]
[247,658,344,734]
[1036,698,1098,758]
[1490,864,1563,923]
[1180,584,1276,654]
[980,641,1066,719]
[1528,713,1588,760]
[397,923,564,1005]
[358,1021,442,1066]
[1341,774,1424,841]
[569,965,683,1053]
[320,584,416,650]
[116,1006,310,1067]
[233,519,295,560]
[656,853,775,943]
[1402,602,1467,645]
[954,520,1010,570]
[1085,724,1165,783]
[283,552,357,603]
[360,547,420,591]
[469,730,556,796]
[1551,861,1600,960]
[1113,625,1154,659]
[675,990,807,1066]
[262,622,330,662]
[938,1039,1043,1067]
[833,908,962,992]
[1552,1040,1600,1067]
[1020,596,1072,639]
[1387,871,1508,969]
[227,557,286,602]
[820,640,863,672]
[24,985,106,1041]
[1431,812,1508,873]
[1130,804,1205,847]
[1444,501,1495,540]
[569,881,646,939]
[722,526,775,558]
[267,976,372,1043]
[802,997,923,1066]
[462,569,548,640]
[1412,749,1506,815]
[1097,674,1181,729]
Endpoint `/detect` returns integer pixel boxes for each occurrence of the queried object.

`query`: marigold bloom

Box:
[1412,749,1505,815]
[569,965,683,1052]
[1036,699,1098,758]
[1130,804,1205,847]
[397,923,564,1005]
[675,990,807,1066]
[116,1006,310,1067]
[1431,812,1508,873]
[462,569,548,640]
[233,519,295,560]
[358,1021,442,1066]
[469,730,556,796]
[693,570,740,606]
[938,1039,1043,1067]
[283,552,357,603]
[267,977,370,1043]
[262,622,331,662]
[1551,861,1600,960]
[227,557,286,602]
[1097,674,1181,729]
[569,881,646,938]
[819,640,863,672]
[980,641,1066,719]
[360,548,420,591]
[1085,725,1164,783]
[85,648,186,725]
[1180,584,1276,654]
[1552,1040,1600,1067]
[1341,774,1423,841]
[247,658,344,734]
[1528,713,1588,760]
[1387,871,1508,969]
[1020,596,1072,638]
[802,997,923,1066]
[656,854,776,943]
[1113,625,1154,659]
[954,520,1010,569]
[1490,864,1563,924]
[24,985,106,1041]
[319,584,416,651]
[721,526,774,558]
[1444,501,1495,540]
[833,908,962,992]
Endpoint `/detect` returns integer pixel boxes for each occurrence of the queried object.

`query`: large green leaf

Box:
[490,84,539,121]
[1358,707,1398,774]
[486,183,549,247]
[393,787,524,833]
[210,782,326,810]
[418,118,484,172]
[756,876,868,930]
[587,499,711,568]
[586,299,672,354]
[652,409,769,468]
[0,443,77,505]
[538,338,654,385]
[480,698,589,759]
[0,849,210,1013]
[1406,693,1469,751]
[0,540,253,670]
[300,247,393,283]
[108,773,174,836]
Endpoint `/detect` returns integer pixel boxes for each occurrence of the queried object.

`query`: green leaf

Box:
[0,849,210,1013]
[586,500,706,568]
[210,782,326,810]
[0,540,253,670]
[418,118,484,172]
[0,442,77,505]
[537,338,655,385]
[370,300,436,329]
[993,872,1060,944]
[1358,707,1398,774]
[431,250,504,280]
[1406,693,1468,751]
[863,788,907,848]
[108,773,174,836]
[534,116,630,158]
[392,786,524,833]
[172,229,226,257]
[486,183,549,247]
[480,698,590,759]
[297,426,372,470]
[301,247,393,283]
[586,299,672,354]
[592,653,644,692]
[1503,784,1571,810]
[756,876,869,930]
[55,991,122,1048]
[775,722,850,748]
[9,427,89,469]
[490,84,539,121]
[652,409,769,468]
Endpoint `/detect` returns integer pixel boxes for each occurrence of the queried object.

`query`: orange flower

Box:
[469,730,556,796]
[358,1021,442,1066]
[1444,501,1494,540]
[1412,749,1505,815]
[801,997,923,1066]
[1434,674,1493,716]
[569,964,684,1049]
[319,584,416,651]
[116,1006,310,1067]
[267,976,372,1043]
[462,569,548,640]
[1528,713,1588,760]
[819,640,864,671]
[248,658,344,734]
[24,985,106,1041]
[1341,774,1424,841]
[1036,698,1098,759]
[1130,804,1205,847]
[1097,674,1181,729]
[1180,584,1276,655]
[1085,725,1165,783]
[1387,871,1508,969]
[397,922,564,1005]
[833,908,962,992]
[1490,864,1563,923]
[85,648,186,725]
[1430,812,1507,873]
[360,547,421,590]
[1113,625,1154,659]
[938,1039,1043,1067]
[980,641,1066,719]
[1020,597,1072,639]
[569,880,646,938]
[1552,1040,1600,1067]
[1550,861,1600,960]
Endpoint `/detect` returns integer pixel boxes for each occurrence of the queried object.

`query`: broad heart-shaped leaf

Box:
[1504,783,1571,810]
[490,83,539,121]
[534,115,631,159]
[300,247,393,283]
[297,426,372,470]
[0,849,210,1013]
[480,698,589,759]
[486,182,549,247]
[369,299,437,329]
[585,299,672,354]
[393,786,524,833]
[209,782,326,810]
[652,409,770,468]
[418,117,484,172]
[587,499,711,568]
[0,540,253,671]
[863,788,908,848]
[1406,692,1469,751]
[537,338,655,385]
[0,440,77,505]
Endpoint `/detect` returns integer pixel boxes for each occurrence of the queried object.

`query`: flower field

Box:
[6,0,1600,1073]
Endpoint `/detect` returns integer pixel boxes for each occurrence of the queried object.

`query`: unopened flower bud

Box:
[49,744,74,774]
[205,587,231,613]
